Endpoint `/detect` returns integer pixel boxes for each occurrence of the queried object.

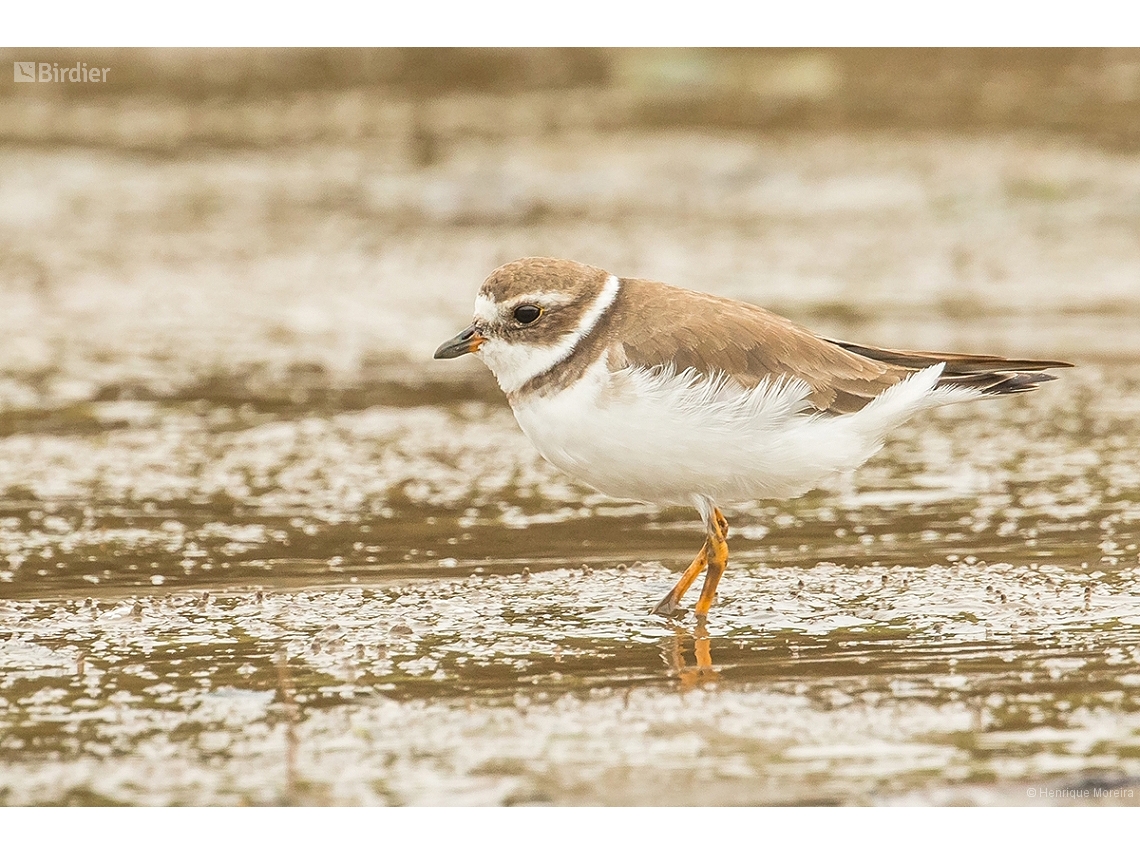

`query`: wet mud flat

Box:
[3,362,1140,806]
[3,124,1140,804]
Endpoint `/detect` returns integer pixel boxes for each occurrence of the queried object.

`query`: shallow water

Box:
[2,127,1140,805]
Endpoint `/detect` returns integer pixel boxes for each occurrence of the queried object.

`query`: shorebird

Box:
[434,258,1070,620]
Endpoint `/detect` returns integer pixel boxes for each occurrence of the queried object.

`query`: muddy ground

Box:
[2,77,1140,804]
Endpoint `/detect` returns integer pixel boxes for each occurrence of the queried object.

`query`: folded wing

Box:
[611,279,1071,415]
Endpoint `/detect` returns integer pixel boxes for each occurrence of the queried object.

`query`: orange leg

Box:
[694,507,728,618]
[651,507,729,619]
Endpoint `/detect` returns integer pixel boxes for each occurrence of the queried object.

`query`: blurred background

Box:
[2,47,1139,424]
[3,49,1140,806]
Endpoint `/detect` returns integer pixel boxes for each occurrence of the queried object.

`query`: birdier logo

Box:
[13,61,110,83]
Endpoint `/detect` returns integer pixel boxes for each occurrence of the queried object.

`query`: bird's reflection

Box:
[661,618,717,688]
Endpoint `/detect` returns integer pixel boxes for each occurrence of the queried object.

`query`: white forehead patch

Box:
[472,293,499,325]
[477,274,621,395]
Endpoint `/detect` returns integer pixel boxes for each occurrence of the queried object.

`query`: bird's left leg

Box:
[694,506,728,618]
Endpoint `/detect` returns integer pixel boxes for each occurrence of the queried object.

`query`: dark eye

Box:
[513,304,542,325]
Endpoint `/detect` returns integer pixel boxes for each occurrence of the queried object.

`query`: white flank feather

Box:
[512,360,977,506]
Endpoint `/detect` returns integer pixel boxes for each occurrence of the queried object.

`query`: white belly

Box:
[510,361,959,507]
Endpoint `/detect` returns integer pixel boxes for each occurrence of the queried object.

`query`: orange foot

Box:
[651,507,729,619]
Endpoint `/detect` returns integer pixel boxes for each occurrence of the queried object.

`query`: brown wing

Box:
[610,279,911,415]
[609,279,1071,414]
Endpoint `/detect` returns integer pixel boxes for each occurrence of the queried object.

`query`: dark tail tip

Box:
[985,371,1061,395]
[938,370,1063,396]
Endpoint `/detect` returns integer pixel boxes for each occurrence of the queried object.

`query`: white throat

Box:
[476,274,621,394]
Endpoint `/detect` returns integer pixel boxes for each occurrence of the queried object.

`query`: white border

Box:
[5,806,1133,853]
[1,2,1133,48]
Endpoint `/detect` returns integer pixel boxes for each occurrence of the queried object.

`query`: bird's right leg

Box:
[652,498,728,618]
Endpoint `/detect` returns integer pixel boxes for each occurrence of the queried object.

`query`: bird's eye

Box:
[513,304,542,325]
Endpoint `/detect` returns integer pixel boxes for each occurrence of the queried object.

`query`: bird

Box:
[434,257,1071,621]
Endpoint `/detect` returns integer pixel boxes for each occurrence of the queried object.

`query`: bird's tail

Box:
[825,339,1072,396]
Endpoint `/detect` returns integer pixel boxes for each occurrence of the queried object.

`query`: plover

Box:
[435,257,1070,620]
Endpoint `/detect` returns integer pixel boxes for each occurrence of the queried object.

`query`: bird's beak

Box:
[434,325,486,359]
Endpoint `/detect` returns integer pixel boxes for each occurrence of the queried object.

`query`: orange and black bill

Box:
[434,325,486,359]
